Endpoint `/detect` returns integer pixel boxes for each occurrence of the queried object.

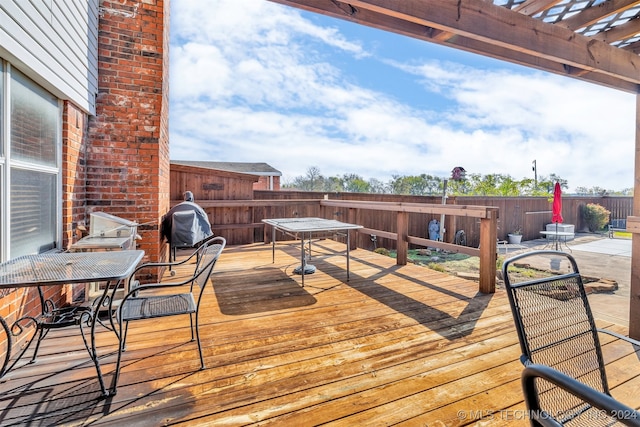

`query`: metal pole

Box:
[300,234,305,286]
[347,230,350,281]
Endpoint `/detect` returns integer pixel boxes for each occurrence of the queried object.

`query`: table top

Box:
[262,217,363,233]
[0,250,144,288]
[540,231,574,236]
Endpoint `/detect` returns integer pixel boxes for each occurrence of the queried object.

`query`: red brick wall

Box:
[88,0,170,268]
[253,176,281,191]
[61,101,89,304]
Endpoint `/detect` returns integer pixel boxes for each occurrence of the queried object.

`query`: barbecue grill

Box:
[71,212,139,251]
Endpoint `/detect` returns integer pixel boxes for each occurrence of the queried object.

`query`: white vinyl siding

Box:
[0,0,98,114]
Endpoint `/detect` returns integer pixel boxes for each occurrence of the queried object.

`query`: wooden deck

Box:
[1,240,639,426]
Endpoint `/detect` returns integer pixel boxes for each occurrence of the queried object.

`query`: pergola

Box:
[269,0,640,337]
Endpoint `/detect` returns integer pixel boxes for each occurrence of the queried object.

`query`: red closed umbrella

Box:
[552,182,563,250]
[552,182,563,224]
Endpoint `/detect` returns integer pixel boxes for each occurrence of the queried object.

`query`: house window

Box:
[1,61,61,260]
[0,61,3,261]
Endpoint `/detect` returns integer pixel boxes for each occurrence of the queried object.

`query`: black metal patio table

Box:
[0,250,144,397]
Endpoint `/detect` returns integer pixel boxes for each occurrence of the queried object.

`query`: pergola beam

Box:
[270,0,640,92]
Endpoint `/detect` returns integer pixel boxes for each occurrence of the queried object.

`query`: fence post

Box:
[348,207,358,250]
[479,207,499,293]
[628,216,640,339]
[397,211,408,265]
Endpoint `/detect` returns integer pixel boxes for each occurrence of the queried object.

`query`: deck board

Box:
[1,240,639,426]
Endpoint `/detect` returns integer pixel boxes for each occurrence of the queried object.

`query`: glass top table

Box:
[0,250,144,397]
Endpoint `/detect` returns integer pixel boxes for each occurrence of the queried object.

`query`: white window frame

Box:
[0,59,62,262]
[0,60,6,262]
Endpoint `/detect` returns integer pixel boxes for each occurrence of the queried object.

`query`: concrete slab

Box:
[571,238,631,257]
[506,234,632,328]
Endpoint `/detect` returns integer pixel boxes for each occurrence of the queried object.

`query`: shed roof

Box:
[171,160,282,177]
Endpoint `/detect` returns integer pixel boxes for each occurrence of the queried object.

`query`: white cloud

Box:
[169,0,636,192]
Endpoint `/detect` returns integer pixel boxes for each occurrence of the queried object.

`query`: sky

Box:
[168,0,636,193]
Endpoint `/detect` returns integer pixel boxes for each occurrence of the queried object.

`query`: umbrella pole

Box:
[555,222,559,250]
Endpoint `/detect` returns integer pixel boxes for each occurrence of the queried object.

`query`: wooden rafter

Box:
[624,38,640,53]
[512,0,561,16]
[561,0,640,31]
[593,15,640,43]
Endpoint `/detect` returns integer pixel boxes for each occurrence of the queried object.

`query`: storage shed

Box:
[171,160,282,191]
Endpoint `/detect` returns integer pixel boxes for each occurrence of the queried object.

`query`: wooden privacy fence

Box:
[254,192,633,245]
[177,193,632,293]
[186,193,632,247]
[194,198,499,293]
[456,195,633,243]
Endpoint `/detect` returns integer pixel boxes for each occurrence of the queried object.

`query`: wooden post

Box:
[320,199,327,219]
[479,208,498,293]
[263,206,272,244]
[630,92,640,339]
[397,211,408,265]
[348,207,358,250]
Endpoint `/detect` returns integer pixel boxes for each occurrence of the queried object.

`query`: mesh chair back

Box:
[502,250,610,422]
[194,236,226,291]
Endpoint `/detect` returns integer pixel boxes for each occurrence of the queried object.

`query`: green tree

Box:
[389,175,412,195]
[283,167,633,198]
[496,175,521,196]
[367,178,388,194]
[323,176,343,192]
[342,174,370,193]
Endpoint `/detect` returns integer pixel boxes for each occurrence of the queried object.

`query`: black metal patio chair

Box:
[502,250,640,426]
[113,236,226,393]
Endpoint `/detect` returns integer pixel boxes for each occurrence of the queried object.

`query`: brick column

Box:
[88,0,171,269]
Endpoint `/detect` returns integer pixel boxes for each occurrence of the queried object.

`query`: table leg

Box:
[347,231,351,281]
[271,225,276,263]
[301,235,305,286]
[86,279,119,397]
